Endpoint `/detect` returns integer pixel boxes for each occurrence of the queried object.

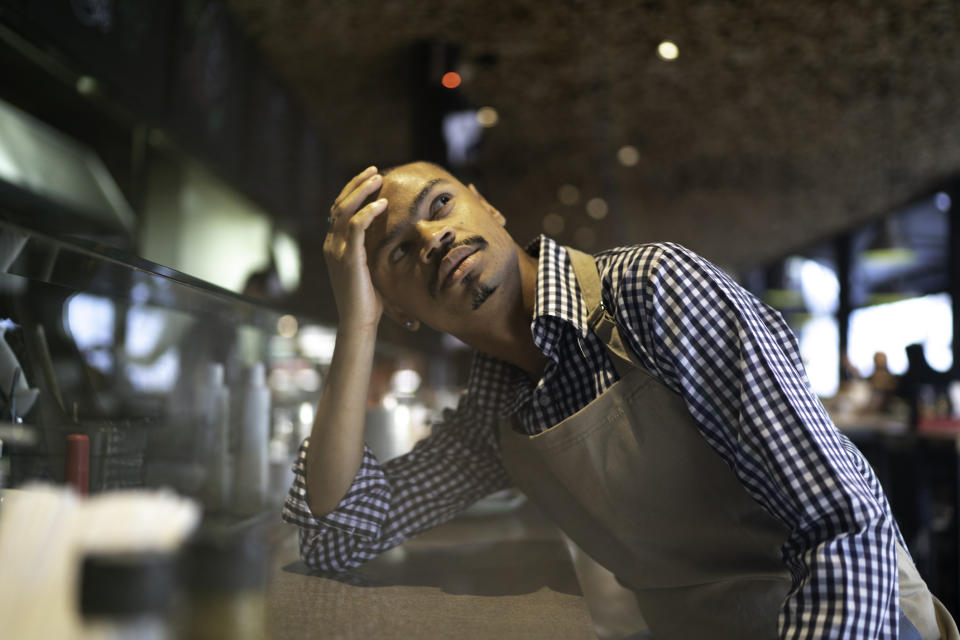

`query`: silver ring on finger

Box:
[327,216,336,225]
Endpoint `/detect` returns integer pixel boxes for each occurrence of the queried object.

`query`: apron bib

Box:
[498,247,957,640]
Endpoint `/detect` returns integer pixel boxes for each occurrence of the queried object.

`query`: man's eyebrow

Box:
[409,178,446,219]
[376,177,447,255]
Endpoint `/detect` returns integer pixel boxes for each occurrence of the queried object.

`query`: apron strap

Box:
[565,247,642,379]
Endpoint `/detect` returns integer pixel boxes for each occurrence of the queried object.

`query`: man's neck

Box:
[460,247,545,381]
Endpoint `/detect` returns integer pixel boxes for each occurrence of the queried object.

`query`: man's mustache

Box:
[428,235,488,298]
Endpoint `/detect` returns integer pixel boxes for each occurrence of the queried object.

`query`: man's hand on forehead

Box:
[322,166,390,330]
[358,183,385,212]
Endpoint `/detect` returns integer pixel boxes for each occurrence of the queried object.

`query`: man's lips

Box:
[427,236,488,298]
[437,244,480,290]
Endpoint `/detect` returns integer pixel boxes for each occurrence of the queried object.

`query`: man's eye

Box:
[430,194,452,218]
[390,243,410,263]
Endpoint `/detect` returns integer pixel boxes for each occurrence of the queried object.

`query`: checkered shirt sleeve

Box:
[609,242,901,639]
[281,391,512,573]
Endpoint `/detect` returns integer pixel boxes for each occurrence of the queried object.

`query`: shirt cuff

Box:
[281,437,390,541]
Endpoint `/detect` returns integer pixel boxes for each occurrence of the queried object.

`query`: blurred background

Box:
[0,0,958,632]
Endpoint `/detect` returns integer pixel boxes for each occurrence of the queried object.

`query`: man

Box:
[283,162,957,639]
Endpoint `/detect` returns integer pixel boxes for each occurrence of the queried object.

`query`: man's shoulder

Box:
[591,242,725,312]
[594,240,693,261]
[592,241,691,278]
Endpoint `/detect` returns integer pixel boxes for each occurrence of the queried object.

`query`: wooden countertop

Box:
[266,501,596,639]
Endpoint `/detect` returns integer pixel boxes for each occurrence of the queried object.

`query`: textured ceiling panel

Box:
[227,0,960,269]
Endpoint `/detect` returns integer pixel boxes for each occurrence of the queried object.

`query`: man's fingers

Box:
[332,167,379,218]
[333,166,376,209]
[331,174,382,231]
[325,198,387,262]
[348,198,388,244]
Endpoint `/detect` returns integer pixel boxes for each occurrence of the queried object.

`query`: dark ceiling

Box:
[226,0,960,270]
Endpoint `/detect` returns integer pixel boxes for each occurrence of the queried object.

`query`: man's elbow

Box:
[297,529,368,574]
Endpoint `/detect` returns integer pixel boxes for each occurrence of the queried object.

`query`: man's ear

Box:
[468,183,506,227]
[382,300,420,332]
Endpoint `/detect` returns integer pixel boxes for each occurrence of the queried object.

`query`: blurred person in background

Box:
[899,343,951,428]
[869,351,899,413]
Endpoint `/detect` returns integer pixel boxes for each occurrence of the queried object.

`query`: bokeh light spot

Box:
[657,41,679,61]
[441,72,462,89]
[476,106,499,127]
[586,198,609,220]
[542,213,565,235]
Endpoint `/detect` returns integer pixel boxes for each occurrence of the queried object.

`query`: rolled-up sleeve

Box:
[614,243,901,639]
[282,396,512,573]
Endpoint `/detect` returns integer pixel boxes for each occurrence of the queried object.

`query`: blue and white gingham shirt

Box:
[283,236,903,639]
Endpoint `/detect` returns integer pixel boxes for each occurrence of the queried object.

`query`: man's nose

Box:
[419,222,454,263]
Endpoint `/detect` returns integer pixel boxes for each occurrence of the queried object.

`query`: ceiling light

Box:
[476,106,499,127]
[441,71,462,89]
[586,198,609,220]
[542,213,565,235]
[617,145,640,167]
[861,219,915,267]
[558,184,580,206]
[657,41,679,61]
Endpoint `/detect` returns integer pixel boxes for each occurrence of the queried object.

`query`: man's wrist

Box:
[336,317,380,339]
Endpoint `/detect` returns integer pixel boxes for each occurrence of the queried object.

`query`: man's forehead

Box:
[357,163,432,212]
[381,162,456,194]
[376,165,457,222]
[363,164,456,252]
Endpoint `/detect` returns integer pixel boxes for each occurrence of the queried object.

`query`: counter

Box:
[840,426,960,618]
[266,501,597,639]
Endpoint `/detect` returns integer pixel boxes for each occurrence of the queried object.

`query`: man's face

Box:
[364,162,519,335]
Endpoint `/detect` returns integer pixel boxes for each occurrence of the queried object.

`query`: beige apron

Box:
[499,248,958,640]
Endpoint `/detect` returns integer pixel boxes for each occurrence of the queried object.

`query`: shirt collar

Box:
[530,235,590,335]
[462,235,590,419]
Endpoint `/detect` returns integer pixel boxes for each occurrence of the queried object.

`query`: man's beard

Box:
[428,235,488,299]
[471,281,497,310]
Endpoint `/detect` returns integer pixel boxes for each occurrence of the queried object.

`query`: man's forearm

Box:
[304,324,377,516]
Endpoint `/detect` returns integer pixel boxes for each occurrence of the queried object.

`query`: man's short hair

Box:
[378,161,447,179]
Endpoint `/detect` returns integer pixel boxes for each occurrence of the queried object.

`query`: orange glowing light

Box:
[441,72,462,89]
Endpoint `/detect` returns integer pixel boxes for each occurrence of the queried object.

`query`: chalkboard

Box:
[20,0,173,117]
[244,57,298,216]
[169,0,250,179]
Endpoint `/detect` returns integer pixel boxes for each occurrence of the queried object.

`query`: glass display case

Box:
[0,217,318,519]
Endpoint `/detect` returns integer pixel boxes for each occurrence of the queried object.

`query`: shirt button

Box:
[538,394,551,407]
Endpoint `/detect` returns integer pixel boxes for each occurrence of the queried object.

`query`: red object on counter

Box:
[66,433,89,495]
